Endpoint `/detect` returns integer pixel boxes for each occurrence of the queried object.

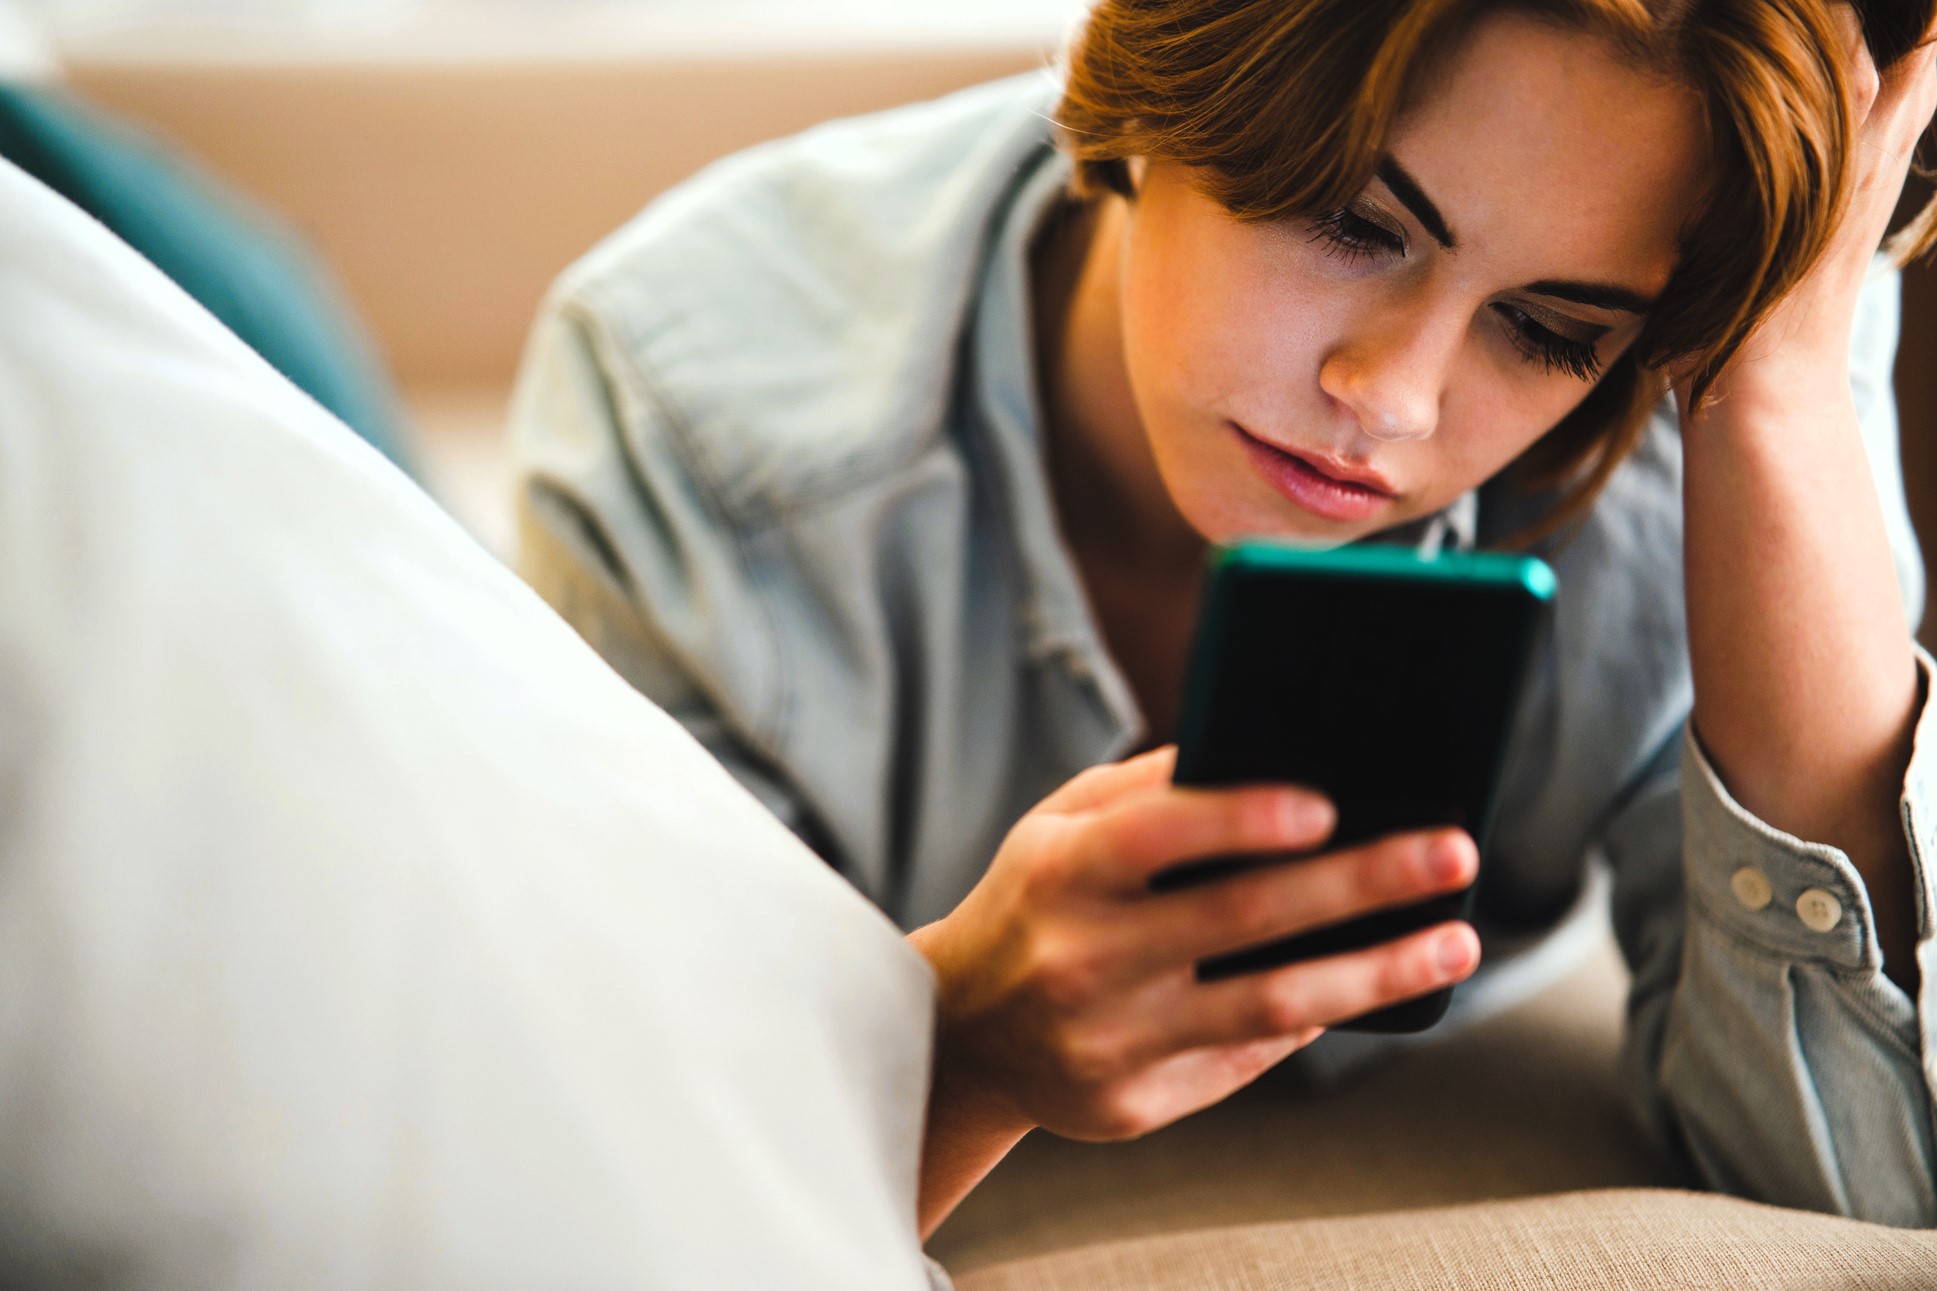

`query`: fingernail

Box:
[1284,792,1336,839]
[1428,834,1471,883]
[1437,930,1475,976]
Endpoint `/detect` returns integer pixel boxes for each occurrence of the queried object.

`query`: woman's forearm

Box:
[909,918,1036,1238]
[1679,11,1937,996]
[1682,368,1921,991]
[915,1065,1033,1239]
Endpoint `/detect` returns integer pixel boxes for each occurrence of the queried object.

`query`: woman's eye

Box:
[1308,207,1405,262]
[1494,305,1605,383]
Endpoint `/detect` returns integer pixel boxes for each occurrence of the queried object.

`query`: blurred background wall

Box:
[42,0,1084,385]
[26,1,1075,548]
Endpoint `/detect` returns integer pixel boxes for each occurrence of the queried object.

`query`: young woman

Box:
[513,0,1937,1237]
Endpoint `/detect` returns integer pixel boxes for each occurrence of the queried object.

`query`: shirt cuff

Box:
[1681,647,1937,975]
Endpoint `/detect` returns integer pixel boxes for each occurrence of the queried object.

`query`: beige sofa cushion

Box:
[955,1189,1937,1290]
[931,921,1684,1272]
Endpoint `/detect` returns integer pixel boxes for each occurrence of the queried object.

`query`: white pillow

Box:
[0,157,936,1291]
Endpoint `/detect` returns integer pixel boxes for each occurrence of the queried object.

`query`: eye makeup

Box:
[1307,205,1407,262]
[1492,303,1606,382]
[1306,204,1612,383]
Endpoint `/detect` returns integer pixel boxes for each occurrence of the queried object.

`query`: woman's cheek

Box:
[1157,279,1320,427]
[1123,275,1250,438]
[1436,369,1588,495]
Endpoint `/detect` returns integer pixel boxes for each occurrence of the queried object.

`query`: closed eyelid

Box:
[1495,305,1605,381]
[1352,200,1410,244]
[1318,200,1412,260]
[1505,300,1612,342]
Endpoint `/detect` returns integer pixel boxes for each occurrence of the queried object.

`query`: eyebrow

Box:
[1376,157,1455,250]
[1522,279,1658,315]
[1376,156,1658,316]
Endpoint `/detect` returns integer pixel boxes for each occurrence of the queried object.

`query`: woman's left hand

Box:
[1680,5,1936,417]
[1676,5,1936,993]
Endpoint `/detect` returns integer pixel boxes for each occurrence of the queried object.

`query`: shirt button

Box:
[1796,888,1844,934]
[1730,867,1773,911]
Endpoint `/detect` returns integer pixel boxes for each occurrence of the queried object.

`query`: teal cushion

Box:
[0,84,411,471]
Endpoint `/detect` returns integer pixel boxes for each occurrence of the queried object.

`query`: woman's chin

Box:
[1182,494,1363,548]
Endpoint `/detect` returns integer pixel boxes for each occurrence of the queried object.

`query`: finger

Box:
[1038,746,1179,814]
[1127,1031,1318,1122]
[1072,780,1338,890]
[1135,828,1479,969]
[1857,11,1936,148]
[1046,1030,1319,1142]
[1163,921,1482,1050]
[1871,31,1936,133]
[1877,38,1937,147]
[1833,4,1883,125]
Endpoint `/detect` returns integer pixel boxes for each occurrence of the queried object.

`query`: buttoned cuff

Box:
[1682,648,1937,976]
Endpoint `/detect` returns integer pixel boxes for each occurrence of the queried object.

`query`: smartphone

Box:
[1164,540,1555,1033]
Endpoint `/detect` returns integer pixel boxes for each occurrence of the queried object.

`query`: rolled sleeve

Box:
[1681,723,1898,977]
[1637,650,1937,1226]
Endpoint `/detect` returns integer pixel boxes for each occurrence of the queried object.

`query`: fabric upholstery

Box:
[954,1189,1937,1290]
[929,919,1685,1272]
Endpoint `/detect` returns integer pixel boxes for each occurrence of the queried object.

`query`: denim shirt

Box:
[512,73,1937,1226]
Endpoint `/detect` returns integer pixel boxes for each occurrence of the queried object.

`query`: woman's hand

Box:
[908,745,1480,1236]
[1677,6,1936,992]
[1680,5,1936,413]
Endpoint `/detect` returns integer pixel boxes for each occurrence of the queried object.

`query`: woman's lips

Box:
[1230,423,1397,523]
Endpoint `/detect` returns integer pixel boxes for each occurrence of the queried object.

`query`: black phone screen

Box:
[1167,546,1551,1032]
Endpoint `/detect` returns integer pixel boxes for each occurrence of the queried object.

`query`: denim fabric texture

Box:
[512,74,1937,1224]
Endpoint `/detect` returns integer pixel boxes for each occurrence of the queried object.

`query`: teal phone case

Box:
[1168,540,1555,1033]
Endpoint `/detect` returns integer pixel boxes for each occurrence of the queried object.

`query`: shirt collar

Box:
[965,144,1112,651]
[965,140,1149,747]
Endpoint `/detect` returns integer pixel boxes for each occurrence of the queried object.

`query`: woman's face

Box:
[1118,13,1709,544]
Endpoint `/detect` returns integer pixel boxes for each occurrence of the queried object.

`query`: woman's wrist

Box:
[910,918,1036,1238]
[916,1052,1034,1239]
[1680,335,1854,436]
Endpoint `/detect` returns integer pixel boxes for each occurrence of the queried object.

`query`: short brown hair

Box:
[1055,0,1937,540]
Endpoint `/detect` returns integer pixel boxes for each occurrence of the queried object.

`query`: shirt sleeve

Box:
[510,297,826,846]
[1610,263,1937,1227]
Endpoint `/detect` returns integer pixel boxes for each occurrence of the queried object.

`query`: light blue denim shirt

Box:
[512,73,1937,1226]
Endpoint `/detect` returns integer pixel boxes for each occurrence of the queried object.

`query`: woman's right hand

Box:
[909,744,1481,1234]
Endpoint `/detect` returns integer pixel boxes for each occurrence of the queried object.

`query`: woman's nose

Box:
[1317,307,1461,443]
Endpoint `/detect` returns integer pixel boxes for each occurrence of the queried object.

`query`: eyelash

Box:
[1307,207,1606,384]
[1308,207,1403,262]
[1493,306,1604,383]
